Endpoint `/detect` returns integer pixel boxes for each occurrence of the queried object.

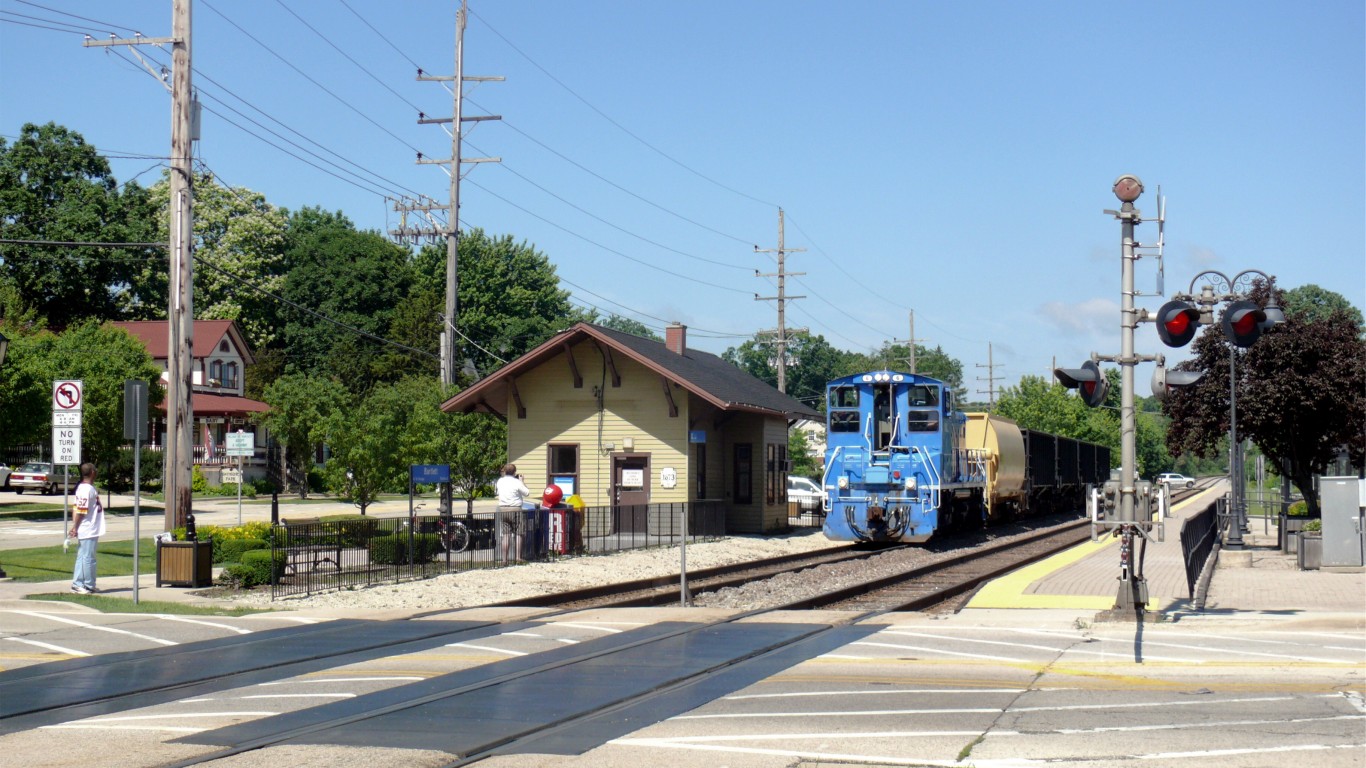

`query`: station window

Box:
[733,443,752,504]
[765,443,788,505]
[546,443,579,496]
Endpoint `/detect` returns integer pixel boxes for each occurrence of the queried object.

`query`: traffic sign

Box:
[53,412,82,427]
[226,431,255,456]
[221,468,243,484]
[53,426,81,465]
[53,380,83,412]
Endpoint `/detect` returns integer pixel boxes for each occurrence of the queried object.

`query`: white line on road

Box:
[258,676,424,685]
[10,611,177,646]
[726,688,1031,700]
[3,636,90,656]
[554,622,632,633]
[673,707,1003,720]
[446,642,527,656]
[40,724,205,733]
[851,640,1022,662]
[238,693,356,700]
[42,711,276,725]
[881,629,1065,653]
[153,614,253,634]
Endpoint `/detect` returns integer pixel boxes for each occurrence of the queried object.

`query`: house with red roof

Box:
[110,320,269,478]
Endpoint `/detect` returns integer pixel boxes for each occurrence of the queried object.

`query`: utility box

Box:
[1320,476,1365,569]
[157,539,214,587]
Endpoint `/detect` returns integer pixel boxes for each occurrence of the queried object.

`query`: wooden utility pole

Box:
[395,0,502,386]
[88,1,195,530]
[976,342,1001,408]
[895,310,925,373]
[754,208,806,393]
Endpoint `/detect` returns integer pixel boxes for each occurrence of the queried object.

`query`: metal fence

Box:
[270,500,727,599]
[786,502,825,529]
[1179,499,1221,598]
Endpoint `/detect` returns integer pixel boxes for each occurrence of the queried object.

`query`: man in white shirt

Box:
[495,463,531,563]
[69,463,105,594]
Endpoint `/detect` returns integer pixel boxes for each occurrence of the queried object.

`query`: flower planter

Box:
[156,539,213,587]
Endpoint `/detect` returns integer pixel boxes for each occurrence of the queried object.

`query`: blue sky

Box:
[3,1,1362,397]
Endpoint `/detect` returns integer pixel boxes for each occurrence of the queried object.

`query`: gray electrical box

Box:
[1319,476,1364,568]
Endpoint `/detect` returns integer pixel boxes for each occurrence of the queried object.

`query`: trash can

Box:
[1298,533,1322,570]
[522,507,549,560]
[157,538,213,587]
[547,507,570,554]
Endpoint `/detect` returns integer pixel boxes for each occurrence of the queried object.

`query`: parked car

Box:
[9,462,79,495]
[0,462,11,490]
[787,475,826,512]
[1156,472,1195,489]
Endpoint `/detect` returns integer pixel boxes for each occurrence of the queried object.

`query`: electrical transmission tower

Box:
[976,342,1002,408]
[894,310,926,373]
[392,0,502,386]
[754,208,806,393]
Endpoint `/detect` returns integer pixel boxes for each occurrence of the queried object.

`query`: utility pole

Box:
[754,208,806,393]
[87,0,196,531]
[975,342,1001,408]
[894,310,925,373]
[395,0,502,387]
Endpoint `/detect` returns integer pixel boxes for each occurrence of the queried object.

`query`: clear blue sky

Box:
[3,1,1362,396]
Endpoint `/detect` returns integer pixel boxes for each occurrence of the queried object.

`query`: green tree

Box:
[1280,284,1364,328]
[318,380,422,514]
[0,123,156,326]
[788,428,820,478]
[723,332,860,411]
[280,208,416,391]
[257,373,350,497]
[0,327,55,447]
[592,314,661,340]
[412,230,575,376]
[6,322,164,464]
[409,383,508,514]
[127,172,288,350]
[848,343,967,402]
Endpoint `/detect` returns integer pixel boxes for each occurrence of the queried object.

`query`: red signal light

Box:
[1155,300,1200,347]
[1221,300,1267,348]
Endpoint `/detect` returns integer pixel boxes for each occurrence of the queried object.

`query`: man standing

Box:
[69,463,105,594]
[494,463,532,564]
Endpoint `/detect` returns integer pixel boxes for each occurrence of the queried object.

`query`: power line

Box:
[467,6,777,209]
[12,0,137,35]
[466,178,752,295]
[200,0,423,155]
[0,14,89,35]
[334,0,423,71]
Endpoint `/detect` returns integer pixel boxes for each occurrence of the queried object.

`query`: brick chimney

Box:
[665,323,687,355]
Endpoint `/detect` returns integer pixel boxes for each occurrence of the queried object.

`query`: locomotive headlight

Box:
[837,476,849,490]
[905,477,917,492]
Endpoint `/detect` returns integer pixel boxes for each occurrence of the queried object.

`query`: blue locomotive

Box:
[821,370,1111,543]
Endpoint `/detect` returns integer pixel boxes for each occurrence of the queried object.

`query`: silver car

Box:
[0,462,10,490]
[9,462,79,495]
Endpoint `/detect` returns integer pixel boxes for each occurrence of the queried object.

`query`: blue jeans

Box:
[72,537,98,591]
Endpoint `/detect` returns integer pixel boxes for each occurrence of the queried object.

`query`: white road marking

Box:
[609,738,963,766]
[1053,713,1365,734]
[631,729,1015,742]
[10,611,177,646]
[258,676,423,685]
[446,642,527,656]
[41,724,205,733]
[152,615,252,634]
[673,707,1003,720]
[3,636,90,656]
[554,622,631,633]
[505,631,579,644]
[851,640,1022,662]
[42,711,276,726]
[726,688,1031,700]
[238,693,356,700]
[1011,695,1302,714]
[881,629,1065,653]
[1091,637,1345,663]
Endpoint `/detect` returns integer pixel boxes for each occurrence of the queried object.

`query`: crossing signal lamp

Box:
[1151,365,1204,402]
[1055,360,1110,408]
[1155,300,1201,347]
[1221,300,1267,348]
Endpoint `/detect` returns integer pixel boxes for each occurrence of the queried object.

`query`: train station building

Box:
[440,322,819,533]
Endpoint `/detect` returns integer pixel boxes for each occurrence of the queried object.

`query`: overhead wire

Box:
[11,0,137,34]
[335,0,422,71]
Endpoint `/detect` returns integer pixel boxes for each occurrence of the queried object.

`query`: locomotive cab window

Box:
[907,409,940,432]
[874,385,893,449]
[830,410,860,433]
[829,386,859,409]
[908,384,939,407]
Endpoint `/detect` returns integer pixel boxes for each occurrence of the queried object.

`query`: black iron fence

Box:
[1179,499,1221,598]
[270,500,727,599]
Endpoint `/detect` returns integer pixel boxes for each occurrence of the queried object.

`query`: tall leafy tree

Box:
[128,172,288,350]
[723,332,861,411]
[280,208,416,392]
[257,373,350,497]
[409,383,508,514]
[850,342,966,401]
[1280,283,1364,327]
[317,379,426,514]
[414,229,575,377]
[1164,281,1366,515]
[0,123,155,327]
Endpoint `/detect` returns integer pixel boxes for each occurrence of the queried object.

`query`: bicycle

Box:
[436,515,471,553]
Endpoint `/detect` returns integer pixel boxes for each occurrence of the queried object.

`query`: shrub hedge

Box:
[368,533,441,565]
[241,548,286,584]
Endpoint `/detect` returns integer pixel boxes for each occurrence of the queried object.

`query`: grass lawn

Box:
[0,504,159,522]
[0,538,158,582]
[25,593,270,616]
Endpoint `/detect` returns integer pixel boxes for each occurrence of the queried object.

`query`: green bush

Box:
[368,533,440,565]
[241,548,286,584]
[1288,501,1309,517]
[218,538,268,564]
[104,448,164,493]
[1303,519,1322,533]
[192,465,210,493]
[320,514,380,547]
[219,563,261,589]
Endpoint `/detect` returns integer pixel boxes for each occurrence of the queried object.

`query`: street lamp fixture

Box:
[1113,174,1144,203]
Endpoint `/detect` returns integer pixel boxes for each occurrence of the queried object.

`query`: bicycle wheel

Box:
[448,522,471,553]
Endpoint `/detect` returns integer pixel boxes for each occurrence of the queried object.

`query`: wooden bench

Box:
[281,517,343,573]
